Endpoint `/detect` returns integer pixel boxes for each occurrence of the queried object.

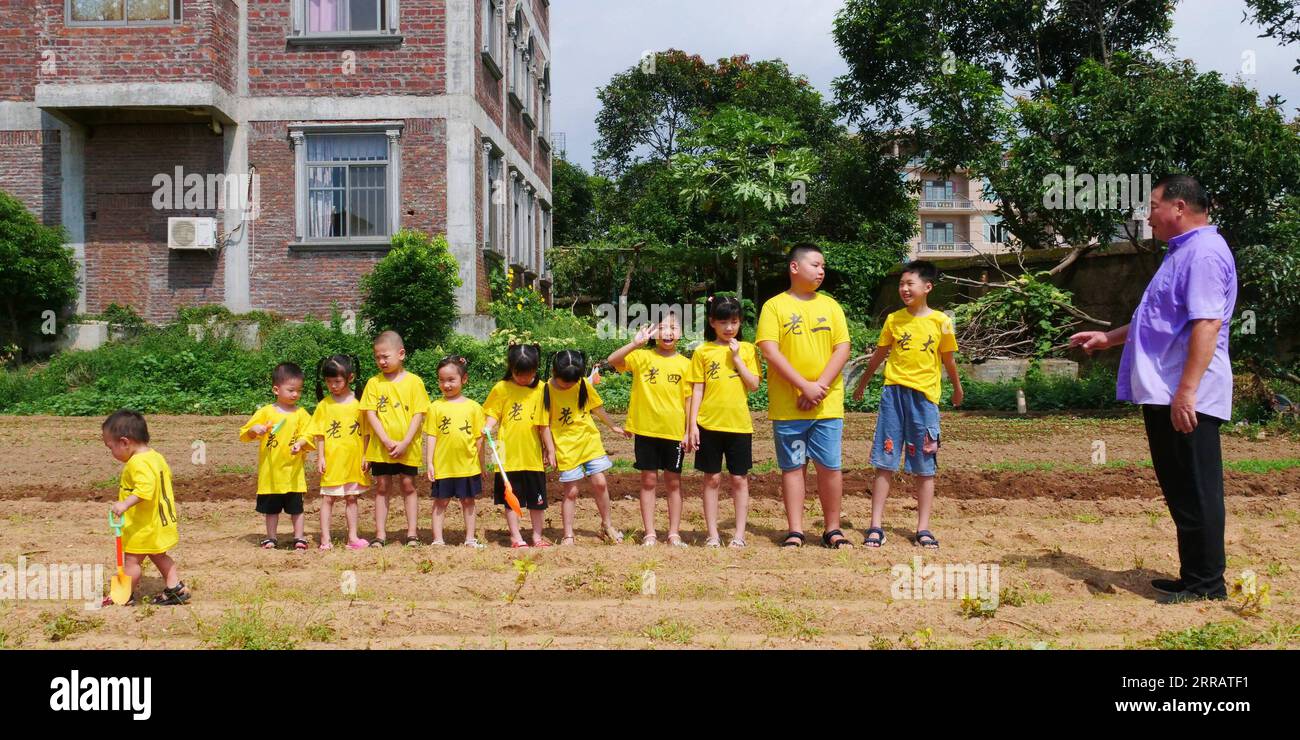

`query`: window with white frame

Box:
[509,6,526,106]
[69,0,180,23]
[290,0,400,39]
[510,171,523,265]
[983,215,1006,244]
[526,186,536,272]
[539,65,551,143]
[484,143,504,254]
[481,0,504,76]
[291,126,402,245]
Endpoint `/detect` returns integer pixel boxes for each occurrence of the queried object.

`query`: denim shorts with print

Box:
[772,418,843,471]
[558,455,614,483]
[870,384,941,476]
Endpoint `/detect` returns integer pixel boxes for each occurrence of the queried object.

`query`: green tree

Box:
[671,106,816,300]
[0,190,79,353]
[359,229,462,351]
[1246,0,1300,73]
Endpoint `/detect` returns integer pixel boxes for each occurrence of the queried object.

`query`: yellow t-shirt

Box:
[240,404,314,494]
[360,371,430,467]
[118,449,179,555]
[545,380,607,471]
[689,341,761,433]
[425,398,486,479]
[483,380,548,472]
[878,307,958,404]
[623,348,692,441]
[308,395,369,488]
[755,291,851,420]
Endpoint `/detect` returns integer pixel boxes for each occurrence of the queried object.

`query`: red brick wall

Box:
[1,0,37,101]
[531,0,548,43]
[533,143,550,186]
[0,129,61,226]
[33,0,237,93]
[474,0,503,128]
[247,0,446,96]
[244,118,447,319]
[82,123,226,320]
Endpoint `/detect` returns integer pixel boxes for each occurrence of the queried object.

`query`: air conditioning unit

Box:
[168,217,218,250]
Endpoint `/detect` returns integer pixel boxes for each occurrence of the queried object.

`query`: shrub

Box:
[359,229,461,352]
[0,189,79,353]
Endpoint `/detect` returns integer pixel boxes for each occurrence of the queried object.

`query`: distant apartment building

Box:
[897,149,1151,261]
[0,0,554,335]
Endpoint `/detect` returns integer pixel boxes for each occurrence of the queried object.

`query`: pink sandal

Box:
[346,538,370,550]
[319,541,333,551]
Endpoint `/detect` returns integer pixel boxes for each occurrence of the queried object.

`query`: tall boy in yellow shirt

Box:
[361,331,430,547]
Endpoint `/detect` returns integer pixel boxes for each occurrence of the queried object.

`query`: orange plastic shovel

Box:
[483,428,522,516]
[108,511,131,605]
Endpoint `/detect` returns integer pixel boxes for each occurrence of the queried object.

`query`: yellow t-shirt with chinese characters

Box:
[308,395,369,488]
[623,348,692,441]
[755,291,851,420]
[118,449,179,555]
[425,398,486,479]
[240,404,314,495]
[483,380,547,473]
[545,380,607,471]
[878,307,958,404]
[360,371,430,467]
[689,341,761,433]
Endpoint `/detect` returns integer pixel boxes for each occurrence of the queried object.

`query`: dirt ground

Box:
[1,412,1298,649]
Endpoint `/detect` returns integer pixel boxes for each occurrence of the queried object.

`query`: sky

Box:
[551,0,1300,172]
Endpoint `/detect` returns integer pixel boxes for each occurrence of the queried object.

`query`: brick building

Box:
[0,0,553,336]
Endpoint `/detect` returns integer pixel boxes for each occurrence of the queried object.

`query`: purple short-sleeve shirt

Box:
[1117,225,1237,421]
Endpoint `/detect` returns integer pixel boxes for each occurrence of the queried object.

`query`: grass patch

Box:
[741,597,822,640]
[1074,513,1103,525]
[303,622,336,643]
[1223,458,1300,474]
[562,563,613,596]
[641,618,694,645]
[1141,621,1264,650]
[42,610,104,642]
[201,605,299,650]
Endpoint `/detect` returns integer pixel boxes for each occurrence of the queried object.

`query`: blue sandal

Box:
[915,530,939,549]
[863,528,886,547]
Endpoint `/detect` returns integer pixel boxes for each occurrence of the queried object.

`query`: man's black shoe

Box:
[1151,578,1184,594]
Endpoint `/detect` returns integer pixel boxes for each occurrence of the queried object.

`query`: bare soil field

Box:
[1,412,1297,649]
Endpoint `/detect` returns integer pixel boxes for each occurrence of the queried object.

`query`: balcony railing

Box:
[918,241,976,253]
[918,196,977,210]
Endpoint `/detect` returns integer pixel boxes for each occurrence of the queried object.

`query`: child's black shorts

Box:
[433,474,482,500]
[633,434,684,473]
[256,492,305,515]
[695,428,752,476]
[493,471,547,510]
[370,462,419,477]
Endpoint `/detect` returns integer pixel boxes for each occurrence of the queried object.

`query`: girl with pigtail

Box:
[483,344,556,547]
[307,355,371,549]
[545,349,627,545]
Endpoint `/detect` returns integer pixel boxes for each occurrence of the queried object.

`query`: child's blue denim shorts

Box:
[870,384,941,476]
[558,455,614,483]
[772,418,843,471]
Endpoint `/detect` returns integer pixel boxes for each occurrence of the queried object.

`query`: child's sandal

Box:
[151,582,191,606]
[821,529,854,549]
[863,528,886,548]
[293,538,309,551]
[369,538,386,548]
[728,538,747,549]
[404,535,422,547]
[779,531,805,548]
[666,533,689,548]
[914,530,940,550]
[258,538,277,549]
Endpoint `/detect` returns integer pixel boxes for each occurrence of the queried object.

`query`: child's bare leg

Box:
[529,509,546,544]
[462,498,477,543]
[702,472,723,541]
[265,513,279,540]
[319,496,334,545]
[148,552,180,589]
[730,473,749,542]
[870,469,893,529]
[914,475,936,533]
[373,476,390,540]
[123,552,145,593]
[291,512,305,541]
[590,472,613,528]
[561,481,580,540]
[400,475,419,539]
[664,471,683,539]
[344,496,360,542]
[431,498,449,543]
[781,467,806,534]
[504,508,525,545]
[814,463,844,534]
[638,470,658,539]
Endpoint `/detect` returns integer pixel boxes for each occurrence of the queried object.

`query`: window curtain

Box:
[308,0,340,32]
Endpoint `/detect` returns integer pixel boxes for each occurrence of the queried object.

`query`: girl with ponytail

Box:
[307,355,371,549]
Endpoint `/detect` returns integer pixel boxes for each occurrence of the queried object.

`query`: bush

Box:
[359,229,461,352]
[0,189,79,352]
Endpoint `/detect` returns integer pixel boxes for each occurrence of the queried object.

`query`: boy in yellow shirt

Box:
[102,410,189,606]
[240,363,314,550]
[756,243,853,548]
[361,331,430,547]
[852,261,963,549]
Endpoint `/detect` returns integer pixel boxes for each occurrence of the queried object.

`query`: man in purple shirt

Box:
[1071,175,1236,603]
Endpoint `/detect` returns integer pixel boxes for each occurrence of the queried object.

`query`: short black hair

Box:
[272,362,305,386]
[103,410,149,444]
[901,260,939,285]
[1153,174,1210,213]
[786,242,823,267]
